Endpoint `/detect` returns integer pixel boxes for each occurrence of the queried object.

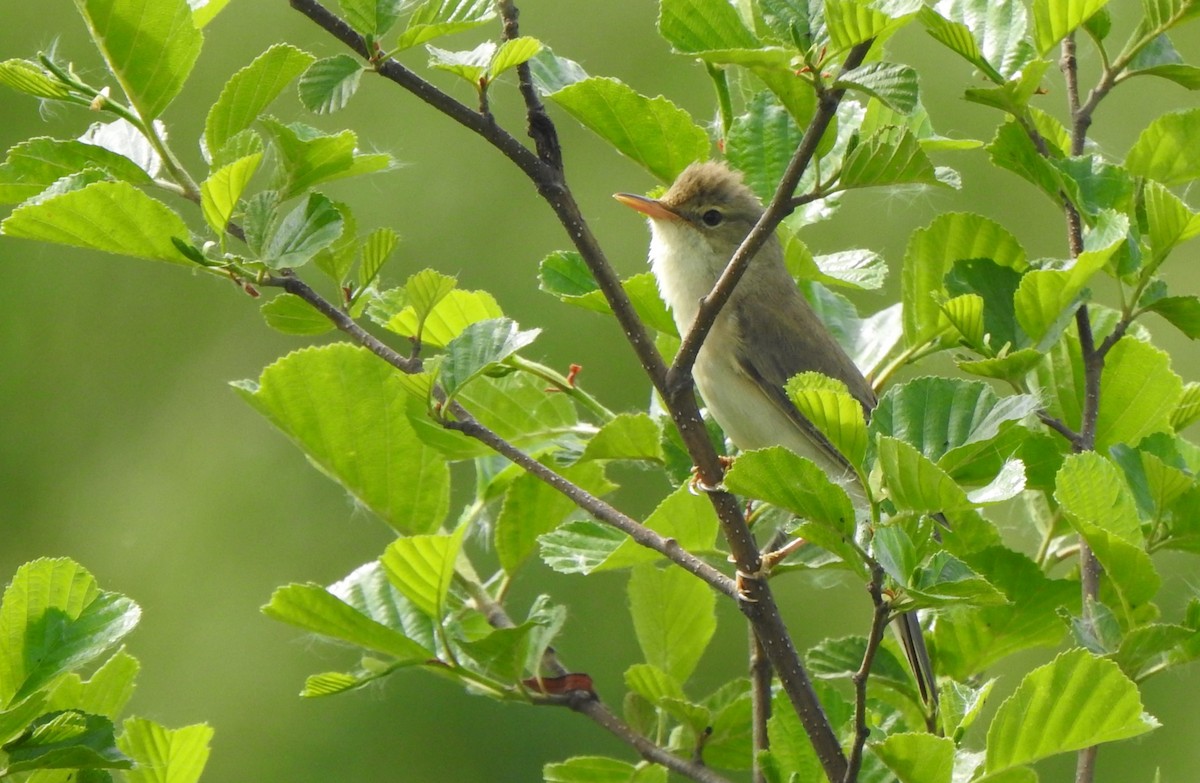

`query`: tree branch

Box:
[289,3,851,778]
[750,627,772,783]
[497,0,563,169]
[844,565,890,783]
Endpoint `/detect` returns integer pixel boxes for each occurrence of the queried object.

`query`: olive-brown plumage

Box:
[616,161,937,708]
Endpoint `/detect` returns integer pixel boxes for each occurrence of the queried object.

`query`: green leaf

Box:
[594,484,720,572]
[544,756,639,783]
[1145,296,1200,339]
[427,42,494,83]
[205,44,315,155]
[839,127,941,190]
[835,61,919,114]
[1,181,191,265]
[262,583,432,662]
[0,59,73,100]
[339,0,405,36]
[547,77,709,182]
[658,0,760,53]
[0,137,153,205]
[934,548,1075,678]
[0,559,140,707]
[825,0,919,51]
[1125,108,1200,185]
[1032,0,1110,54]
[1143,181,1200,272]
[260,293,335,336]
[3,710,131,774]
[396,0,495,51]
[43,649,139,720]
[725,91,806,204]
[765,689,822,781]
[985,649,1156,772]
[963,58,1051,115]
[200,153,261,235]
[578,413,664,463]
[628,564,715,683]
[541,252,677,336]
[987,119,1081,208]
[527,48,590,95]
[490,37,543,78]
[440,317,541,399]
[1096,338,1183,451]
[386,288,502,349]
[259,192,344,269]
[871,377,1037,469]
[357,227,399,290]
[872,732,954,783]
[494,462,613,573]
[939,677,996,742]
[876,436,971,513]
[808,636,917,696]
[260,118,394,200]
[380,523,468,619]
[74,0,203,120]
[902,212,1026,347]
[191,0,232,27]
[118,718,212,783]
[785,372,869,468]
[233,344,450,534]
[1055,453,1141,544]
[918,0,1033,81]
[538,520,626,575]
[298,55,365,114]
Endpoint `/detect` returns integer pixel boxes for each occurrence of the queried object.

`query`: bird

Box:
[614,160,937,709]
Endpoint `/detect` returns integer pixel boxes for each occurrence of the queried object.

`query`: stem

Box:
[506,356,615,422]
[845,565,890,783]
[706,62,735,140]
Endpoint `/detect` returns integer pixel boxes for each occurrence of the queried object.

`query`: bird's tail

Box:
[894,609,938,721]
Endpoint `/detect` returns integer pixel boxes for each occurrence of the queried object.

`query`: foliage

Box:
[2,0,1200,781]
[0,558,212,781]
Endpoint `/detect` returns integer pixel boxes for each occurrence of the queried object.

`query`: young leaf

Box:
[538,520,626,575]
[0,59,74,100]
[259,192,345,269]
[489,37,543,79]
[262,583,433,661]
[876,436,972,513]
[205,44,315,155]
[191,0,232,27]
[74,0,203,120]
[0,137,153,205]
[547,77,709,182]
[233,344,450,534]
[825,0,920,52]
[43,649,139,720]
[628,564,715,684]
[1095,338,1183,452]
[839,127,941,190]
[380,523,469,619]
[260,118,394,199]
[985,649,1156,773]
[657,0,760,53]
[2,181,191,265]
[358,226,399,290]
[594,483,719,572]
[902,212,1026,346]
[0,558,141,706]
[1031,0,1110,55]
[117,719,211,783]
[577,413,665,463]
[1055,453,1141,544]
[439,317,541,398]
[260,293,335,336]
[494,462,613,573]
[725,91,806,203]
[917,0,1035,82]
[396,0,495,51]
[785,372,869,468]
[835,61,919,114]
[543,756,639,783]
[200,152,262,235]
[338,0,406,37]
[873,732,955,783]
[1145,296,1200,339]
[298,54,365,114]
[2,710,131,774]
[1125,108,1200,186]
[527,48,589,95]
[427,41,494,84]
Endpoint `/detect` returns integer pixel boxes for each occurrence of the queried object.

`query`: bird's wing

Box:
[732,290,875,473]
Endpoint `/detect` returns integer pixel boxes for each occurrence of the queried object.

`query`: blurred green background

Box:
[1,2,1197,781]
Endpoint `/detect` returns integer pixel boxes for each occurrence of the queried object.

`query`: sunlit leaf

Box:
[205,44,314,155]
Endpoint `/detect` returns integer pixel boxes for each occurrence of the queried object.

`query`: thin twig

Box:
[497,0,562,169]
[844,565,890,783]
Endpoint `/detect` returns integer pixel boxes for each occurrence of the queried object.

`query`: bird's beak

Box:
[613,192,679,221]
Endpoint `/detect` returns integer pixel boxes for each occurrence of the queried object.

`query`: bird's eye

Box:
[700,209,723,227]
